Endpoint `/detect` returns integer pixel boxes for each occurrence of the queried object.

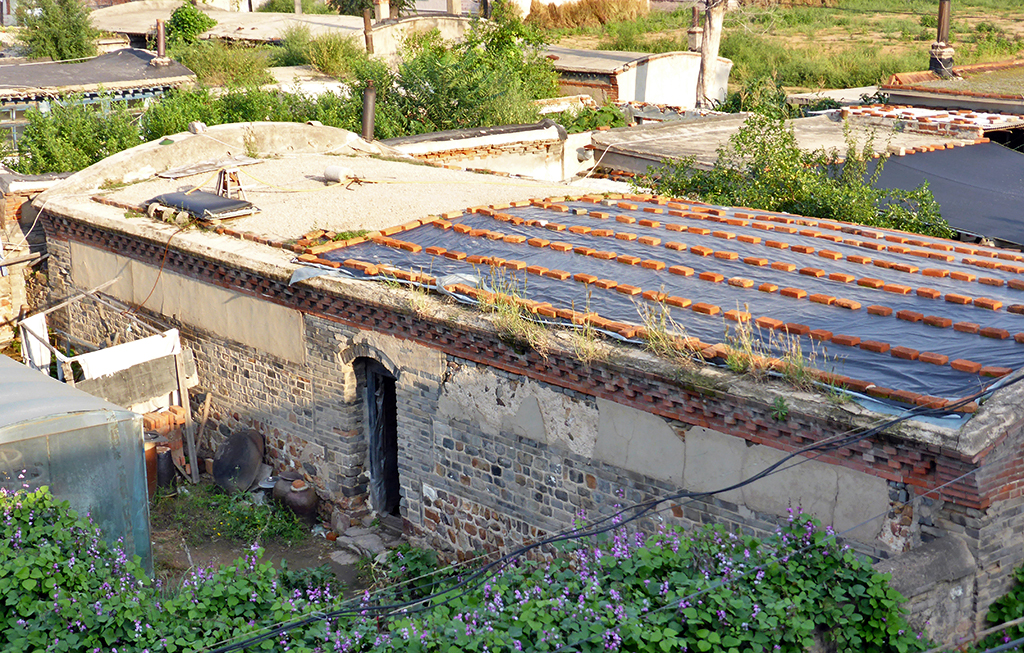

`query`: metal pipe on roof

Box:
[936,0,951,45]
[156,19,166,58]
[362,81,376,142]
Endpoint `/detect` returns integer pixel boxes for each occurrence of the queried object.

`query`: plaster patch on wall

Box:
[594,398,685,485]
[347,330,445,380]
[436,366,599,456]
[69,241,304,363]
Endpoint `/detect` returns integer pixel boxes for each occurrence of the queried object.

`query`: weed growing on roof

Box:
[0,486,931,652]
[167,40,274,87]
[483,266,548,358]
[638,109,956,240]
[569,286,606,367]
[14,0,97,61]
[771,396,790,421]
[166,2,217,44]
[634,295,695,364]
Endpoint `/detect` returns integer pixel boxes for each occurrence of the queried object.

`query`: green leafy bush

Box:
[637,110,955,239]
[10,98,141,174]
[15,0,97,61]
[1,486,927,653]
[978,564,1024,651]
[166,2,218,44]
[272,24,314,67]
[552,104,626,133]
[167,40,274,87]
[328,0,414,18]
[258,0,335,13]
[307,31,366,79]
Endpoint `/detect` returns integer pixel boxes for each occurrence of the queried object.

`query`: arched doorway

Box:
[363,358,401,516]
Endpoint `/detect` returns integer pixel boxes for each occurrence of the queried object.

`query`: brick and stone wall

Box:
[38,210,1024,641]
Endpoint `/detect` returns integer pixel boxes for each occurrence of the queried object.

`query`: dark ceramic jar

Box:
[283,479,318,525]
[273,469,302,503]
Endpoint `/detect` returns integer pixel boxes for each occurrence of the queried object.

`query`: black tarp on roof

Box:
[871,142,1024,247]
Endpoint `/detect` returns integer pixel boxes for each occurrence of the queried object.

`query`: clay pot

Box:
[273,469,302,503]
[283,479,318,525]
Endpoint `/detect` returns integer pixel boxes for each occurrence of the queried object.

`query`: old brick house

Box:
[33,122,1024,642]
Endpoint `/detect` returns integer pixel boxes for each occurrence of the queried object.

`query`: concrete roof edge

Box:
[954,369,1024,459]
[36,122,404,204]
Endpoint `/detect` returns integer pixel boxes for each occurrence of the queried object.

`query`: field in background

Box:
[544,0,1024,90]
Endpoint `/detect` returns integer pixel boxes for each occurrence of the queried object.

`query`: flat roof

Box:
[305,195,1024,410]
[589,113,978,172]
[882,60,1024,112]
[545,46,720,75]
[0,49,193,101]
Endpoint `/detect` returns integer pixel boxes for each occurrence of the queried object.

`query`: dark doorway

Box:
[364,360,401,516]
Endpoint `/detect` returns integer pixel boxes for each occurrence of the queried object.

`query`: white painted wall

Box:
[614,53,733,108]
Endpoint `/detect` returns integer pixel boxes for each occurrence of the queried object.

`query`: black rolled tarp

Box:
[870,142,1024,246]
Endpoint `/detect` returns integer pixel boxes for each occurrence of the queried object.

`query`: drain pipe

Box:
[362,80,376,142]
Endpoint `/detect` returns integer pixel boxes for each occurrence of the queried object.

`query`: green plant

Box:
[15,0,97,61]
[166,2,218,44]
[278,560,342,594]
[328,0,413,17]
[272,24,313,67]
[635,294,694,363]
[10,96,141,174]
[168,40,273,87]
[772,395,789,421]
[637,110,956,240]
[307,31,365,79]
[484,266,548,357]
[258,0,335,13]
[150,482,308,546]
[552,104,626,133]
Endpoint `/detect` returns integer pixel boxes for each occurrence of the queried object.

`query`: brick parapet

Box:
[40,211,999,512]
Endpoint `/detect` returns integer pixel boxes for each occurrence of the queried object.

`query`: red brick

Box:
[615,233,638,242]
[526,265,549,276]
[573,273,598,284]
[979,277,1005,287]
[923,315,952,328]
[714,251,740,260]
[666,296,691,308]
[883,283,913,295]
[692,303,721,316]
[809,329,832,341]
[593,279,618,290]
[765,240,790,250]
[1010,279,1024,291]
[1008,305,1024,315]
[737,235,761,244]
[617,254,641,265]
[829,272,856,283]
[616,284,642,296]
[847,255,872,264]
[945,293,973,305]
[791,245,815,254]
[831,334,861,347]
[950,359,983,374]
[591,251,617,260]
[981,366,1012,377]
[728,277,755,288]
[699,272,725,283]
[890,346,920,361]
[688,227,711,236]
[755,316,784,330]
[544,269,571,280]
[919,352,949,366]
[922,268,949,278]
[974,297,1003,311]
[690,245,714,257]
[808,293,836,305]
[724,309,752,322]
[669,265,694,276]
[896,310,923,322]
[780,287,807,299]
[759,283,779,293]
[783,323,810,336]
[771,262,797,272]
[980,327,1010,339]
[917,288,942,299]
[835,298,861,310]
[860,340,891,354]
[641,259,666,271]
[867,305,893,317]
[549,242,573,252]
[949,271,976,282]
[592,229,614,237]
[638,236,662,247]
[800,267,826,278]
[953,322,980,334]
[858,278,885,289]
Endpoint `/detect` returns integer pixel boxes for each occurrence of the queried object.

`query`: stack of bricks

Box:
[143,406,188,472]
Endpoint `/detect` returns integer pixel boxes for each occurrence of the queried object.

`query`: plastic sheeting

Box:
[870,142,1024,246]
[313,199,1024,401]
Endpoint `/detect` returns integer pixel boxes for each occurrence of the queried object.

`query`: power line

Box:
[203,370,1020,652]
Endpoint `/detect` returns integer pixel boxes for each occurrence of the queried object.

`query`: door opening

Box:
[364,359,401,516]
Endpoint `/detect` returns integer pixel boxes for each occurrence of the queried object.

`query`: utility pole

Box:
[695,0,727,110]
[929,0,954,77]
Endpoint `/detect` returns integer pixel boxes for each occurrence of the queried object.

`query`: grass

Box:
[722,306,833,391]
[150,482,309,547]
[483,267,548,357]
[257,0,336,13]
[268,26,367,80]
[634,295,695,363]
[546,0,1024,90]
[168,40,274,87]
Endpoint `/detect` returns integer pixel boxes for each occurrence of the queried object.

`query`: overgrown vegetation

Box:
[636,108,955,239]
[257,0,335,13]
[15,0,97,61]
[150,482,308,546]
[7,98,140,174]
[978,564,1024,651]
[1,486,930,652]
[328,0,414,18]
[543,0,1024,90]
[552,104,627,133]
[167,40,275,86]
[166,2,218,44]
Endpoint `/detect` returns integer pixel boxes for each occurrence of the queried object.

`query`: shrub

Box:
[271,24,313,67]
[168,40,273,87]
[258,0,335,13]
[141,87,223,142]
[15,0,97,61]
[637,110,955,239]
[328,0,413,17]
[11,98,141,174]
[166,2,218,44]
[552,104,626,133]
[307,31,365,79]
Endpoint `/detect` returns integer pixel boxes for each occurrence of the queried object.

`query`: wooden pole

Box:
[363,9,374,54]
[175,353,199,483]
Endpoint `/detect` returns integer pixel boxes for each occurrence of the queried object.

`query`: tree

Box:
[15,0,98,61]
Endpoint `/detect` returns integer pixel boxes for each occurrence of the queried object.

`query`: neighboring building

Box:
[0,49,194,148]
[546,46,732,109]
[34,121,1024,642]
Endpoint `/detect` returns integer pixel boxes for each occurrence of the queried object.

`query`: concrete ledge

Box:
[874,535,975,597]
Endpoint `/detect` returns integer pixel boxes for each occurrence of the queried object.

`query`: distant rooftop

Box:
[882,60,1024,113]
[0,49,193,101]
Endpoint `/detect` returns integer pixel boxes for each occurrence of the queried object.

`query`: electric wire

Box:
[203,370,1018,651]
